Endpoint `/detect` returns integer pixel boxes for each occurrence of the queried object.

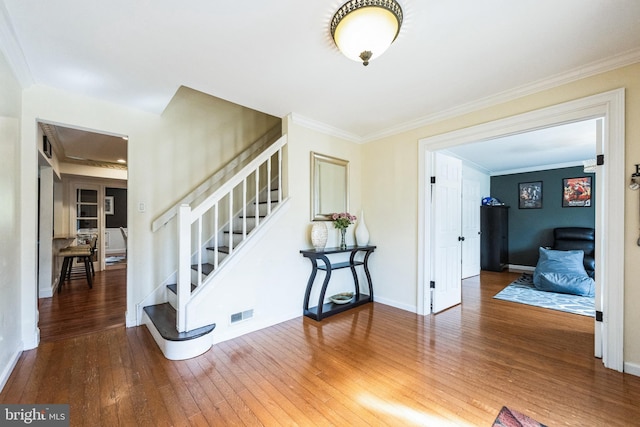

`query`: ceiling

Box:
[40,123,127,168]
[2,0,639,170]
[445,118,598,175]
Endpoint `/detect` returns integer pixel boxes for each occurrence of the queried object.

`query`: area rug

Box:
[105,256,126,265]
[494,273,594,317]
[493,406,547,427]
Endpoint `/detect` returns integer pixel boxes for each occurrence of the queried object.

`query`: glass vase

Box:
[339,228,347,249]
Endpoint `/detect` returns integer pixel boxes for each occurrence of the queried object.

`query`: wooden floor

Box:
[3,270,640,426]
[38,268,127,342]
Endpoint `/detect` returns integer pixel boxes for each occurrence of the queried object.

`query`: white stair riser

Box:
[167,289,177,309]
[220,232,250,247]
[143,311,213,361]
[233,217,260,229]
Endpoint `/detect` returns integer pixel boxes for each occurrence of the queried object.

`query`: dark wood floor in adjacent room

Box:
[38,268,127,343]
[3,270,640,426]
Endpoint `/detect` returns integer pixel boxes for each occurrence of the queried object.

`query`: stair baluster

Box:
[175,135,287,333]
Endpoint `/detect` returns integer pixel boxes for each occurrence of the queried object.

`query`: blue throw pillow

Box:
[533,247,594,296]
[536,272,595,297]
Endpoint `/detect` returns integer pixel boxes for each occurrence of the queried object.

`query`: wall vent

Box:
[230,309,254,324]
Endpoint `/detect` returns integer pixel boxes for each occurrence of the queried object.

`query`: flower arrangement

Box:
[331,212,357,230]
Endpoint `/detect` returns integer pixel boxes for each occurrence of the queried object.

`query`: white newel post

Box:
[177,204,192,332]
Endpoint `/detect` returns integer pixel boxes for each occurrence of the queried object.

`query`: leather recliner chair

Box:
[552,227,595,278]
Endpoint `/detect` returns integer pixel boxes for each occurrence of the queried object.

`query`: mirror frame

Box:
[310,152,349,221]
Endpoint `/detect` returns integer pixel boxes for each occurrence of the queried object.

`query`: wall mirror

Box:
[311,152,349,221]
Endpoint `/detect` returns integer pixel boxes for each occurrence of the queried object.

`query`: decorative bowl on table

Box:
[329,292,354,304]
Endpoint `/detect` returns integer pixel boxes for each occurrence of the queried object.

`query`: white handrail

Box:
[152,124,281,232]
[190,135,286,221]
[175,134,287,332]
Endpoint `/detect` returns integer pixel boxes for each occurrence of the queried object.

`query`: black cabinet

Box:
[480,206,509,271]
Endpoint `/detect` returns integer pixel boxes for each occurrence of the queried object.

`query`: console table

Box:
[300,245,376,321]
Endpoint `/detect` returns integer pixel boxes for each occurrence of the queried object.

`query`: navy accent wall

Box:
[490,166,595,266]
[105,188,127,228]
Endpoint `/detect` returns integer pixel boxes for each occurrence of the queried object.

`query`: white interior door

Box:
[431,153,463,313]
[461,178,481,278]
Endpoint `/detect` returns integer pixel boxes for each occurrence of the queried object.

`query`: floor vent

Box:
[230,309,254,324]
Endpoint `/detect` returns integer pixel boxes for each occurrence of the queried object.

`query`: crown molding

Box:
[362,48,640,143]
[289,113,364,143]
[489,160,587,177]
[0,2,33,87]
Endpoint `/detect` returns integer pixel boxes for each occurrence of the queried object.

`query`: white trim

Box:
[418,89,625,372]
[374,296,417,314]
[212,307,300,345]
[508,265,535,272]
[0,2,33,87]
[624,362,640,378]
[600,89,625,372]
[0,344,22,393]
[491,160,587,177]
[142,311,213,360]
[416,146,430,315]
[365,49,640,142]
[291,51,640,144]
[125,310,137,328]
[289,113,363,143]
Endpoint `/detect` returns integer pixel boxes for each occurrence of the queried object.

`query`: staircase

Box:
[142,132,288,360]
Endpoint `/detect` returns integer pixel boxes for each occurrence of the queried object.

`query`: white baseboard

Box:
[624,361,640,377]
[0,344,22,393]
[373,296,417,314]
[508,264,535,272]
[125,310,138,327]
[212,309,300,345]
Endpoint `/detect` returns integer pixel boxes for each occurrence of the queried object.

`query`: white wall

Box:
[21,84,161,339]
[0,51,23,391]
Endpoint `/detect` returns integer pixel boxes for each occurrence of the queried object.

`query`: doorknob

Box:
[458,236,465,241]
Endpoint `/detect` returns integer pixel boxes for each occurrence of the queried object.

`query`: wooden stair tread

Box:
[143,303,215,342]
[206,246,230,254]
[191,263,215,275]
[166,283,196,294]
[224,229,254,235]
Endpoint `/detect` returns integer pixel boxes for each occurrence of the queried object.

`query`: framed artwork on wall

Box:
[562,176,592,207]
[105,196,114,215]
[518,181,543,209]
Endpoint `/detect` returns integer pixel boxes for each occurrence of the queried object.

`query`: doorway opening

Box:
[417,89,625,372]
[36,121,128,342]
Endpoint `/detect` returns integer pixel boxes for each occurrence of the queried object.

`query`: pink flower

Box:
[331,212,357,230]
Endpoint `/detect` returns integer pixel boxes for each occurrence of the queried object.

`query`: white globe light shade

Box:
[331,2,402,65]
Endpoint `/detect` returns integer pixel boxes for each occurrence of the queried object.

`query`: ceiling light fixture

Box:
[331,0,403,66]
